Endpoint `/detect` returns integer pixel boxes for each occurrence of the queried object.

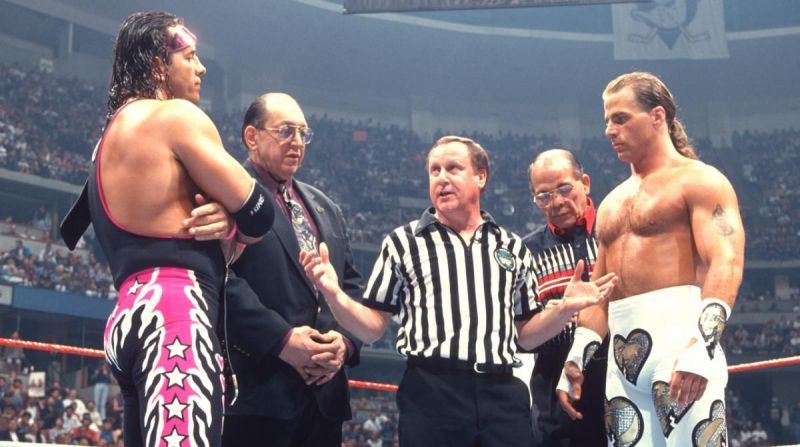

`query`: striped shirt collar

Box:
[414,207,500,236]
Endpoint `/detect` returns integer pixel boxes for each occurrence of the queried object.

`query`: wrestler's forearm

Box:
[325,289,391,344]
[577,301,609,338]
[701,257,743,307]
[688,254,743,362]
[675,256,743,376]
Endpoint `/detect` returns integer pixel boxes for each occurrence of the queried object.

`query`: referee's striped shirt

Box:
[362,209,540,366]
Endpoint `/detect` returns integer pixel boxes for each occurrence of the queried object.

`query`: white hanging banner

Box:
[612,0,729,60]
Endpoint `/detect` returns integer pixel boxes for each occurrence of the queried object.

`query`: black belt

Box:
[407,355,514,376]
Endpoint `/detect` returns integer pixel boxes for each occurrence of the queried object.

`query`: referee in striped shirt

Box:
[301,136,617,447]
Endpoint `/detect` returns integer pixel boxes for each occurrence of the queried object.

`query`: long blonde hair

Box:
[604,72,698,160]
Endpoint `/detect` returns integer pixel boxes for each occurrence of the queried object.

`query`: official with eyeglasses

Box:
[222,92,364,447]
[522,149,608,446]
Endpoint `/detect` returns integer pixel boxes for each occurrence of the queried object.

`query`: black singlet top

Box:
[88,102,225,290]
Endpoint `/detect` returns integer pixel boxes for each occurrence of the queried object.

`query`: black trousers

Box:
[530,339,608,447]
[397,365,533,447]
[221,402,343,447]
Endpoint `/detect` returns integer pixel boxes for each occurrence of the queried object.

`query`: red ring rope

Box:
[0,337,398,391]
[0,338,796,392]
[726,355,800,374]
[0,338,103,359]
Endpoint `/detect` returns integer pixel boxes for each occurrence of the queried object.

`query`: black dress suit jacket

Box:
[225,162,364,421]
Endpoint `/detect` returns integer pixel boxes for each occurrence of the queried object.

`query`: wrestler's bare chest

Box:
[597,175,690,246]
[596,172,701,296]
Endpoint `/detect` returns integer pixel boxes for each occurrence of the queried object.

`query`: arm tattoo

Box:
[711,205,734,237]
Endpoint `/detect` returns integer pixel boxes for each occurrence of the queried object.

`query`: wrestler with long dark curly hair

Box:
[64,11,275,447]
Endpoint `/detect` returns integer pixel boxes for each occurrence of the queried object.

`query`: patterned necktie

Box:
[278,184,318,254]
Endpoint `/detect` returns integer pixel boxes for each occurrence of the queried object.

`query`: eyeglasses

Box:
[532,184,574,208]
[258,124,314,145]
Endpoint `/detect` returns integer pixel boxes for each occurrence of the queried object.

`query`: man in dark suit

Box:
[222,93,363,447]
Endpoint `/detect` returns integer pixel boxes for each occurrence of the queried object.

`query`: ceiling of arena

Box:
[17,0,800,106]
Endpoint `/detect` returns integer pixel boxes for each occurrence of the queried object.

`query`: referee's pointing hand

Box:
[300,242,339,300]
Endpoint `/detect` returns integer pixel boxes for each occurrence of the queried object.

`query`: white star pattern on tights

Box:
[163,427,186,447]
[164,366,188,388]
[163,396,188,420]
[127,278,143,295]
[165,337,189,359]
